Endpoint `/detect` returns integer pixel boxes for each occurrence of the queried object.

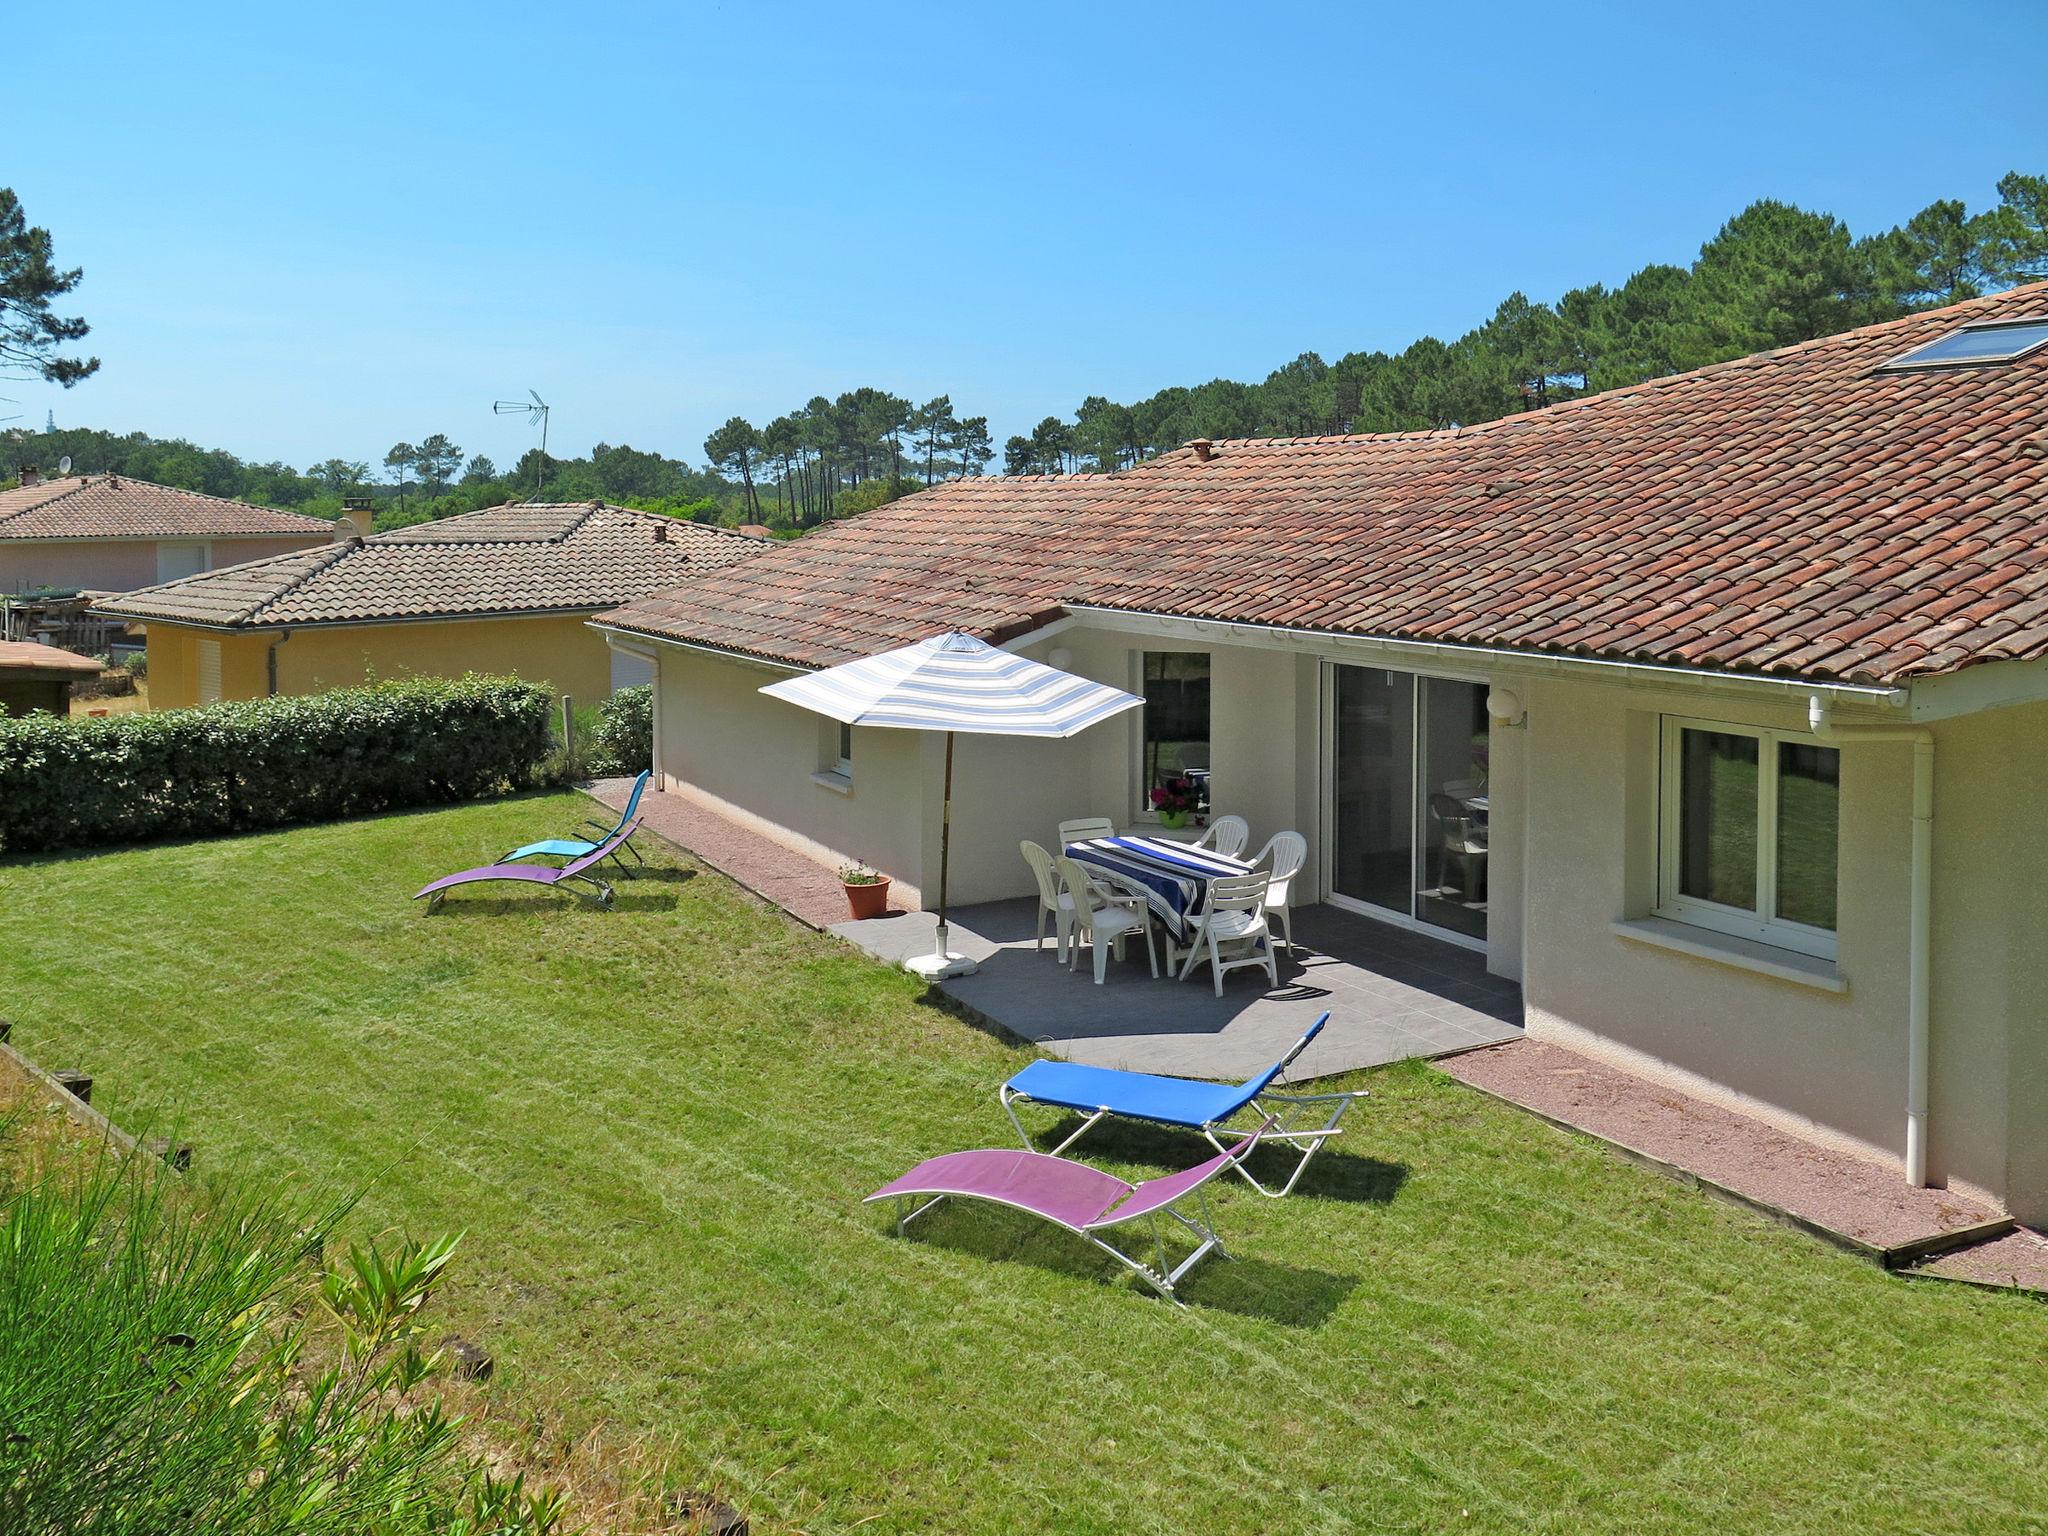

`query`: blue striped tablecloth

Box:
[1063,835,1257,942]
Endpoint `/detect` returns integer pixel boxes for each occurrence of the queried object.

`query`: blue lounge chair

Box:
[997,1012,1364,1198]
[501,768,650,874]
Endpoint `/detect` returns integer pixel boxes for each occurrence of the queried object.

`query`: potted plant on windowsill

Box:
[1149,774,1203,832]
[838,860,891,919]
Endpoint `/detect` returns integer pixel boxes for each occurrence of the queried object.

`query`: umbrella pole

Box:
[934,730,954,960]
[905,728,976,980]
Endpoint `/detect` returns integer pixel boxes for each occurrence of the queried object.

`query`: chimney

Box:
[336,496,374,540]
[17,464,40,486]
[1188,439,1214,463]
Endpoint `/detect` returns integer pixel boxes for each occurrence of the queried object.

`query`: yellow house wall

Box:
[143,625,271,709]
[144,613,612,710]
[272,615,612,703]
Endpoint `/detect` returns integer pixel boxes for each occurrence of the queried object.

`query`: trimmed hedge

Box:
[0,675,554,855]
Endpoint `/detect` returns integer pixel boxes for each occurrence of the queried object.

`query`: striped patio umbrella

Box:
[760,630,1143,977]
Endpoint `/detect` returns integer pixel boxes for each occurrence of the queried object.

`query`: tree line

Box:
[7,172,2044,528]
[2,424,739,530]
[1000,171,2048,474]
[703,390,994,527]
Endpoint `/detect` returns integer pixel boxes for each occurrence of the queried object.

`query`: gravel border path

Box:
[584,777,910,931]
[1919,1228,2048,1291]
[1441,1036,2001,1250]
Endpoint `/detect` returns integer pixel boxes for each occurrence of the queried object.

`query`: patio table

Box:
[1063,834,1258,944]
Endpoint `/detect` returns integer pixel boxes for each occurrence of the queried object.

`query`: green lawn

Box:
[3,795,2044,1534]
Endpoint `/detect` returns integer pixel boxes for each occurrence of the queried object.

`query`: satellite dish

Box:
[57,456,72,475]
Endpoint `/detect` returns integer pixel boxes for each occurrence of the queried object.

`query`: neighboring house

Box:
[96,501,765,709]
[597,283,2048,1225]
[0,471,334,593]
[0,639,101,716]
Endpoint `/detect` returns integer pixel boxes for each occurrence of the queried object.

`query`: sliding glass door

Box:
[1330,665,1491,943]
[1332,665,1413,913]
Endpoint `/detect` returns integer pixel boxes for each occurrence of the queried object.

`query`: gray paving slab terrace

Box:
[585,781,1521,1081]
[833,898,1522,1080]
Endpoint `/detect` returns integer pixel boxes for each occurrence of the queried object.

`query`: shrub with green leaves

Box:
[0,1147,571,1535]
[586,686,652,778]
[0,675,553,855]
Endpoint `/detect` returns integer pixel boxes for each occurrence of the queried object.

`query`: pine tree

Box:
[0,188,97,385]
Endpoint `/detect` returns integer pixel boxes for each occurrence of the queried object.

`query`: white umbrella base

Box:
[905,951,979,981]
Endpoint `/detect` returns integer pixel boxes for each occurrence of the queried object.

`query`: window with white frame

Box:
[816,718,853,784]
[1657,716,1840,958]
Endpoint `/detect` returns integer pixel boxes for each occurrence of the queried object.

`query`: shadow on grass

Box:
[894,1210,1359,1326]
[910,987,1030,1050]
[1032,1114,1408,1206]
[421,867,693,918]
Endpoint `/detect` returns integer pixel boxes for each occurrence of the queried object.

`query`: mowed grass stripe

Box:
[4,796,2044,1535]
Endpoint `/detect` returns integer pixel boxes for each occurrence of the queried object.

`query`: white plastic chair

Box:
[1175,871,1276,996]
[1057,816,1116,849]
[1194,815,1249,859]
[1054,854,1158,986]
[1020,841,1075,961]
[1252,831,1307,957]
[1053,817,1143,912]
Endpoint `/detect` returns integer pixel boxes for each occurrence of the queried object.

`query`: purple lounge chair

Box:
[864,1118,1272,1305]
[412,821,641,912]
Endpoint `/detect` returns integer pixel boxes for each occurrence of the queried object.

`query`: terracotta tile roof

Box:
[0,474,335,541]
[603,283,2048,687]
[94,502,765,629]
[0,640,101,677]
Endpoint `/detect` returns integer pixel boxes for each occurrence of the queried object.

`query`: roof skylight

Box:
[1880,317,2048,371]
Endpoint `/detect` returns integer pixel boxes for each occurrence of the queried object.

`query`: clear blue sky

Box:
[8,0,2045,473]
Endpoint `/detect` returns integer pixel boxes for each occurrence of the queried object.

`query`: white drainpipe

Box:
[1807,695,1935,1186]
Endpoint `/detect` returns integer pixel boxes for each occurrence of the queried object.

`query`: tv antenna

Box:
[0,397,19,426]
[492,389,551,500]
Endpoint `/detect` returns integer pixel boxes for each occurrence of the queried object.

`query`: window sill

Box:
[810,770,853,796]
[1129,819,1203,843]
[1610,917,1847,994]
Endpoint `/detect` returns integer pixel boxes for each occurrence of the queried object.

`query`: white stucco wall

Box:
[650,627,1327,911]
[652,625,2048,1218]
[655,644,931,902]
[1518,676,2048,1216]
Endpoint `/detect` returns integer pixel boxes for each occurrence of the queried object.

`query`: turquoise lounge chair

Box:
[501,769,650,874]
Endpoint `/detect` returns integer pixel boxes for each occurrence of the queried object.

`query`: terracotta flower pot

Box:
[842,877,891,919]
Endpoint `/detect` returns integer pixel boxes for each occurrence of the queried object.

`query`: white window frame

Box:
[1656,715,1838,960]
[811,717,854,794]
